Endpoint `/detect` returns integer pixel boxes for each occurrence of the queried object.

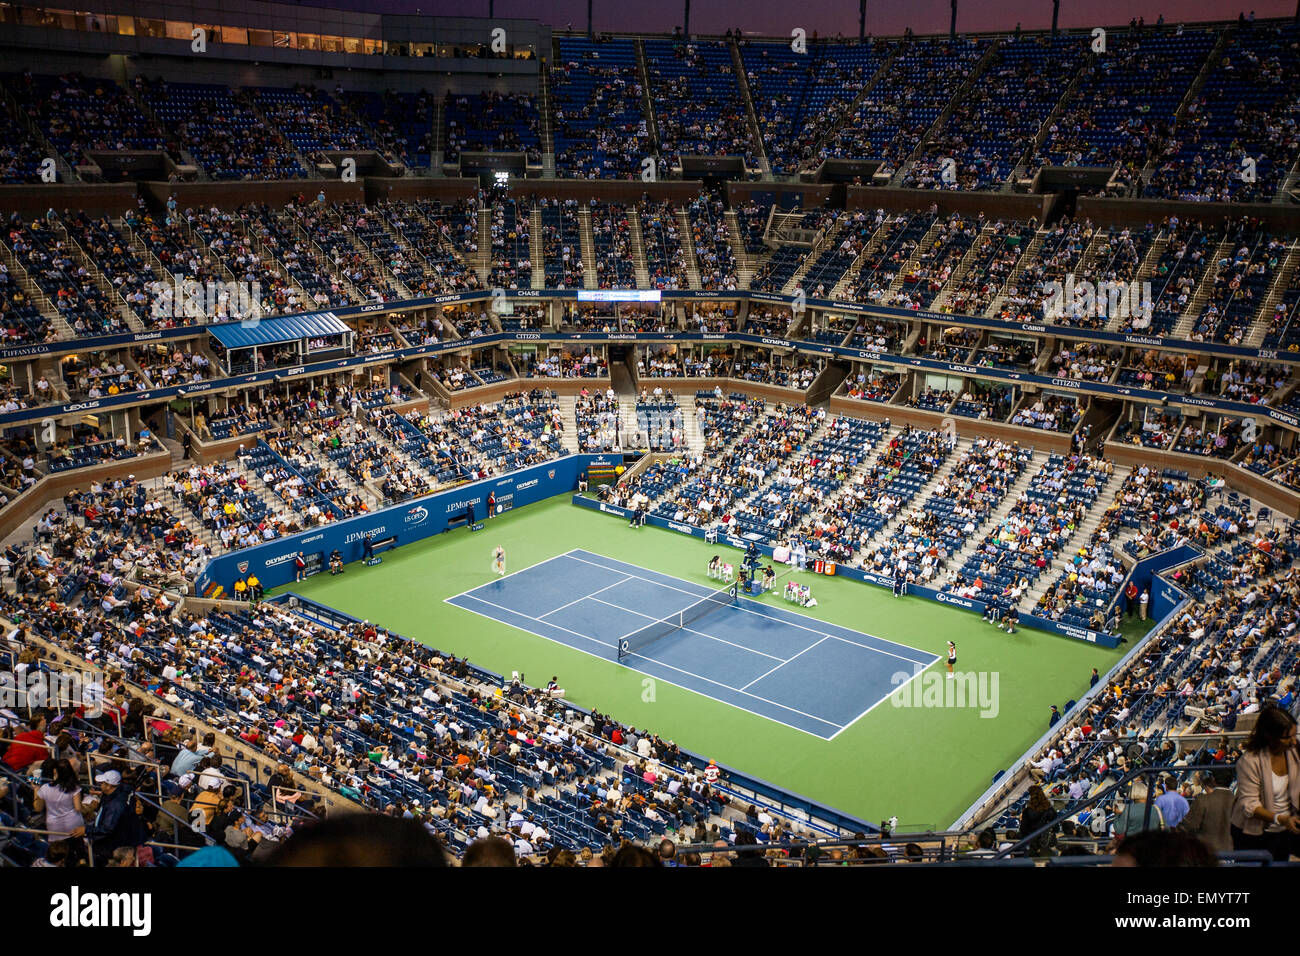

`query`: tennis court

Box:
[445,549,939,739]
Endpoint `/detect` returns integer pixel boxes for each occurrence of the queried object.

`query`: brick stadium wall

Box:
[1078,197,1300,233]
[366,177,480,203]
[1104,440,1300,517]
[828,395,1075,454]
[0,446,172,541]
[445,377,611,407]
[139,179,367,211]
[727,182,835,208]
[846,185,1059,223]
[0,182,137,217]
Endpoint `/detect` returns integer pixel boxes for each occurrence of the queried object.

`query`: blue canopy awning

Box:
[208,313,351,350]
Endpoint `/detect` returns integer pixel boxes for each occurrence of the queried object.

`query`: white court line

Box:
[827,660,936,742]
[565,549,935,667]
[443,551,576,602]
[740,635,829,691]
[454,547,929,735]
[540,575,636,620]
[589,596,787,663]
[445,591,841,739]
[447,592,628,654]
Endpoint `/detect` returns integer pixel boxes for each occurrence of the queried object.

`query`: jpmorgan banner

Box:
[198,453,619,594]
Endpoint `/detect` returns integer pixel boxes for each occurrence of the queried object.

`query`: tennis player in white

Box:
[493,546,506,576]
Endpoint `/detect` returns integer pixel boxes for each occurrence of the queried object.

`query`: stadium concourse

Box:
[0,4,1297,875]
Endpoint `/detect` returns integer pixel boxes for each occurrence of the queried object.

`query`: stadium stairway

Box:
[929,219,1003,312]
[937,446,1052,575]
[1104,229,1172,332]
[724,209,757,286]
[1173,231,1236,339]
[627,207,652,288]
[475,206,492,283]
[1246,240,1300,348]
[0,239,74,338]
[985,226,1048,318]
[577,205,598,290]
[675,207,704,289]
[728,36,770,178]
[1015,462,1134,613]
[156,484,224,554]
[680,401,707,456]
[890,38,1003,188]
[554,394,588,453]
[857,434,973,554]
[787,419,903,544]
[529,206,546,289]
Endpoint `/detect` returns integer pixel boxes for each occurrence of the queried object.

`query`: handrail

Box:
[278,591,866,839]
[994,762,1238,859]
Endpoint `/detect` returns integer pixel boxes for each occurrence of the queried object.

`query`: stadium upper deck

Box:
[0,16,1295,199]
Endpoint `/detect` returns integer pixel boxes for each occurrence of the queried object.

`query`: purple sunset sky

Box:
[303,0,1296,37]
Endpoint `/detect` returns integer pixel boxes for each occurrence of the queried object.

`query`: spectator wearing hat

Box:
[84,769,146,864]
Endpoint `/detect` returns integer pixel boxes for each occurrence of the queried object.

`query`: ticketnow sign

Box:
[198,454,621,594]
[573,496,1122,648]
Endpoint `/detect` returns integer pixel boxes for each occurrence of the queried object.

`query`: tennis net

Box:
[616,583,738,661]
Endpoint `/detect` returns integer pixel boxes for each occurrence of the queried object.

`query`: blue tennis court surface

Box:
[445,549,939,739]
